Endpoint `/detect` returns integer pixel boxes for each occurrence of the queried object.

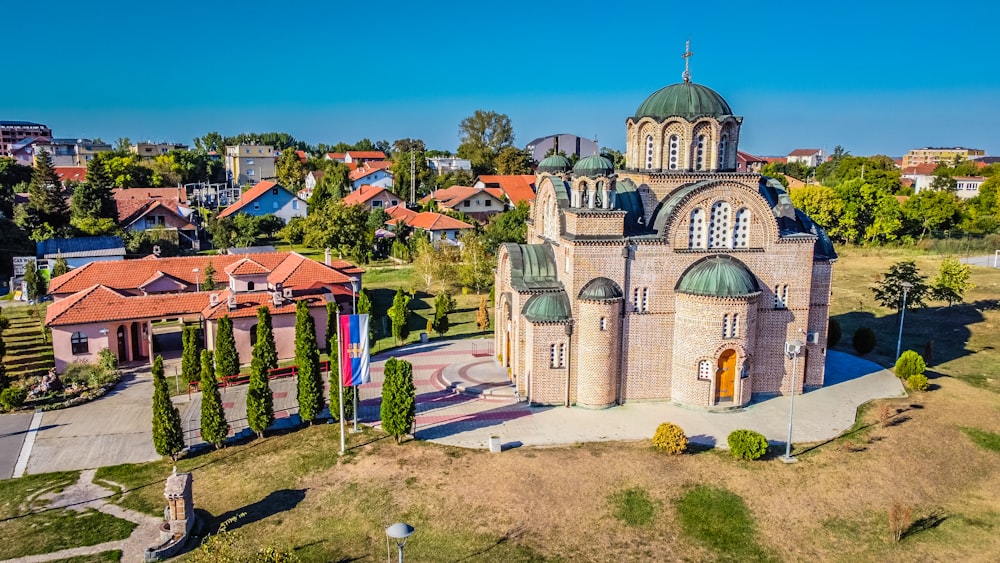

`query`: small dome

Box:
[573,154,614,177]
[676,255,760,298]
[537,154,572,173]
[635,82,733,121]
[522,291,572,322]
[578,277,623,301]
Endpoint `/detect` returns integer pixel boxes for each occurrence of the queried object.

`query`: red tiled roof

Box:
[46,285,211,327]
[296,150,307,163]
[138,271,189,290]
[342,185,401,206]
[902,164,938,176]
[346,151,386,160]
[423,186,505,209]
[399,211,473,231]
[112,187,188,204]
[788,148,821,157]
[267,253,353,286]
[115,198,192,229]
[475,175,536,204]
[348,160,393,181]
[385,205,418,225]
[217,181,292,218]
[225,258,271,276]
[54,166,87,183]
[763,157,787,164]
[327,259,364,276]
[737,151,766,162]
[326,153,345,160]
[201,289,329,320]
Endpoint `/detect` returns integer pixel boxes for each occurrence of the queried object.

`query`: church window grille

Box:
[550,343,566,368]
[733,208,751,248]
[774,285,789,309]
[709,201,732,249]
[696,135,706,170]
[633,288,641,312]
[645,135,654,169]
[698,360,712,380]
[732,313,739,337]
[600,317,606,331]
[689,208,706,249]
[722,314,730,338]
[718,135,729,169]
[565,255,570,273]
[641,288,650,312]
[668,135,679,170]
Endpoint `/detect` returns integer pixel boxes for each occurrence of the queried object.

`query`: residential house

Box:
[325,152,346,162]
[344,151,386,166]
[299,170,326,201]
[8,136,49,165]
[427,156,472,174]
[37,236,126,269]
[736,151,767,173]
[902,147,985,168]
[216,181,307,223]
[954,176,987,199]
[225,144,276,187]
[524,134,598,162]
[44,252,364,370]
[37,138,112,166]
[130,142,189,158]
[55,166,88,185]
[901,164,938,193]
[341,185,402,210]
[1,121,51,157]
[787,148,824,167]
[419,185,505,223]
[113,188,199,250]
[384,205,473,245]
[349,161,394,190]
[473,175,536,206]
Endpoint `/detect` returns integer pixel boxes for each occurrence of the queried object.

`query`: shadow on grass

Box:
[795,402,923,457]
[209,488,307,533]
[452,526,526,562]
[902,510,948,540]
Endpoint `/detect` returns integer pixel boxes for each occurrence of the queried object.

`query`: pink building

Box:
[45,252,362,371]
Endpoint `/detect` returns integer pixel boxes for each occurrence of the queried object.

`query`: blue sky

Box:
[7,0,999,157]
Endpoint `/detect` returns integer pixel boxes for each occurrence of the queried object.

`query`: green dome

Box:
[578,277,623,301]
[523,291,572,322]
[676,256,760,298]
[573,154,614,177]
[635,82,733,121]
[537,154,572,173]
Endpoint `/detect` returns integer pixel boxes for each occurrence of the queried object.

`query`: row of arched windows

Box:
[643,134,730,170]
[689,203,752,249]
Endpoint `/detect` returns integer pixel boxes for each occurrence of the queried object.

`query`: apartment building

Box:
[130,142,189,158]
[225,144,276,186]
[1,120,52,157]
[902,147,985,168]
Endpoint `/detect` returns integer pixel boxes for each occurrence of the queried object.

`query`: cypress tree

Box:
[202,261,217,291]
[51,253,69,278]
[19,148,70,239]
[151,355,185,460]
[214,316,239,382]
[476,296,491,331]
[380,357,415,444]
[295,300,323,423]
[247,312,275,438]
[325,301,338,352]
[199,349,229,449]
[432,292,451,336]
[388,288,411,344]
[357,288,375,343]
[181,325,202,383]
[256,306,278,372]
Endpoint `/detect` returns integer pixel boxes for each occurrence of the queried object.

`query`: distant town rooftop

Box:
[0,120,47,126]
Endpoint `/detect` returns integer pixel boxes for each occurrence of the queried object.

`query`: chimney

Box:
[227,295,237,310]
[209,293,219,307]
[272,291,283,307]
[324,248,331,266]
[282,287,293,299]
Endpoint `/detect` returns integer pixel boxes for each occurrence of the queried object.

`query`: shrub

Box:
[61,362,99,387]
[827,318,842,347]
[727,429,769,461]
[852,327,876,355]
[0,387,28,411]
[907,374,929,392]
[652,422,688,454]
[889,501,912,542]
[894,350,926,379]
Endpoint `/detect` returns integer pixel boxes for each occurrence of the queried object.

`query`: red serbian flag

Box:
[339,314,370,387]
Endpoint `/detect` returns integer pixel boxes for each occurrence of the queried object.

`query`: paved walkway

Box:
[0,469,161,563]
[960,254,1000,268]
[0,412,33,479]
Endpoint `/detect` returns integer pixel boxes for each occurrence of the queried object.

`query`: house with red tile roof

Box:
[54,166,87,185]
[45,251,363,370]
[344,150,386,164]
[383,205,472,245]
[341,185,402,210]
[216,181,307,223]
[787,148,824,167]
[419,185,505,223]
[473,175,535,205]
[901,164,939,192]
[113,188,199,249]
[736,151,767,173]
[349,161,394,190]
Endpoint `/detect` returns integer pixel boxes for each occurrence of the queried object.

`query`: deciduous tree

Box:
[872,261,930,310]
[931,257,973,306]
[151,355,185,460]
[380,357,415,444]
[457,110,514,176]
[275,147,306,188]
[494,147,533,175]
[457,231,493,294]
[295,300,323,423]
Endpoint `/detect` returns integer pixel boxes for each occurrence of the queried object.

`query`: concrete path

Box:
[0,412,33,479]
[960,254,1000,268]
[0,469,161,563]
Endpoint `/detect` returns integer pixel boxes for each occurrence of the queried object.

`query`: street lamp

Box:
[895,281,914,361]
[782,339,804,463]
[385,522,414,563]
[349,276,359,313]
[193,268,200,292]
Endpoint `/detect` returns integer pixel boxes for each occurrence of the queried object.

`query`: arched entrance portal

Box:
[716,349,737,403]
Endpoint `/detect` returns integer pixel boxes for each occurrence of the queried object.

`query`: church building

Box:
[494,57,837,409]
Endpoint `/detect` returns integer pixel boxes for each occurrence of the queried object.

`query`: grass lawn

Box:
[0,472,135,560]
[2,303,54,386]
[49,552,122,563]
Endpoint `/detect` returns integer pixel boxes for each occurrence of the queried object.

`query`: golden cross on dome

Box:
[682,40,693,83]
[348,342,364,359]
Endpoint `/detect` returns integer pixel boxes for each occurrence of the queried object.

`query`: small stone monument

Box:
[145,467,196,561]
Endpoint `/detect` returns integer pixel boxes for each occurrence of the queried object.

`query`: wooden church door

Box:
[716,350,737,402]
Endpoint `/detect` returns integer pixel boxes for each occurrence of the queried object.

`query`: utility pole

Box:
[410,147,416,204]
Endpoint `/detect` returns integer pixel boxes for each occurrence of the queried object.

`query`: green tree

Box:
[380,357,415,444]
[494,146,534,175]
[788,186,844,239]
[308,161,350,211]
[181,325,203,383]
[275,147,306,188]
[247,308,277,438]
[388,288,411,344]
[0,157,33,219]
[199,350,229,449]
[931,257,973,306]
[294,300,324,423]
[16,149,71,240]
[202,261,217,291]
[325,301,338,352]
[484,200,530,251]
[476,296,490,331]
[872,261,931,310]
[215,316,240,381]
[457,231,494,293]
[70,159,117,235]
[432,292,451,336]
[600,147,627,170]
[151,355,185,460]
[456,110,515,176]
[390,139,434,200]
[50,254,69,279]
[23,259,47,301]
[301,201,370,262]
[901,190,963,239]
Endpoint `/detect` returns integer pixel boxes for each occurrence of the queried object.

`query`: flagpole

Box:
[337,309,345,455]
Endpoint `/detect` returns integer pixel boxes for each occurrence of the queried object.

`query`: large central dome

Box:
[634,82,733,121]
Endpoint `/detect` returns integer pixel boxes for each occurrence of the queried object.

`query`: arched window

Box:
[722,314,730,338]
[247,281,255,291]
[732,313,740,337]
[599,317,607,331]
[249,324,258,347]
[709,201,732,249]
[695,135,706,170]
[645,135,654,169]
[71,331,89,355]
[689,208,706,249]
[718,135,729,169]
[733,208,751,248]
[545,196,558,238]
[698,360,712,380]
[774,285,789,309]
[668,135,680,170]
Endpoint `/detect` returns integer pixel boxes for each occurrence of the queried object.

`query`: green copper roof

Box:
[573,154,614,177]
[504,243,560,291]
[649,179,716,235]
[578,277,623,301]
[537,154,572,173]
[635,82,733,121]
[676,255,760,298]
[523,291,572,322]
